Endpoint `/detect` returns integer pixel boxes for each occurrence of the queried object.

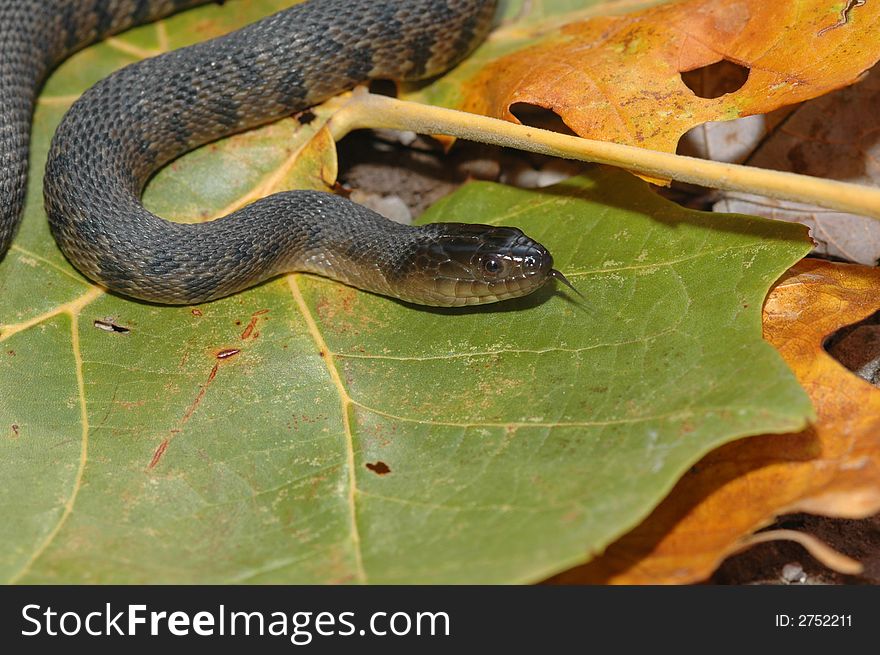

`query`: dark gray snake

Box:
[0,0,564,306]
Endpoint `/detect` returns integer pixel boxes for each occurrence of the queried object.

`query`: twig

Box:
[736,529,864,576]
[327,89,880,220]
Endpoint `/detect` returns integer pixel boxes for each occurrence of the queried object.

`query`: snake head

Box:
[404,223,557,306]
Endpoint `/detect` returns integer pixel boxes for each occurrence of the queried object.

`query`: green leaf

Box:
[497,0,670,23]
[0,0,812,583]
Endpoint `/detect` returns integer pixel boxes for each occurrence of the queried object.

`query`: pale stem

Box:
[328,89,880,220]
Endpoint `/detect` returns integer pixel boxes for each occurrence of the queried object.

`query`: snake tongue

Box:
[549,269,584,299]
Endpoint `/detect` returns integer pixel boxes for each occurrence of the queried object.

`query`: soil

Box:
[336,124,880,586]
[712,514,880,585]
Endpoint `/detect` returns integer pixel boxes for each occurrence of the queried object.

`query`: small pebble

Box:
[501,160,542,188]
[372,129,418,147]
[534,158,584,187]
[458,157,501,181]
[781,562,807,584]
[500,157,584,188]
[350,190,412,224]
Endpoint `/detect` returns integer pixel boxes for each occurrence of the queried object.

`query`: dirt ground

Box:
[712,513,880,585]
[336,123,880,586]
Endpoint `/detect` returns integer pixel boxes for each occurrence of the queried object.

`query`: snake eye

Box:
[481,255,504,277]
[523,256,538,273]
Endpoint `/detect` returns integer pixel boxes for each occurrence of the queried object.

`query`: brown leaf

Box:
[462,0,880,152]
[548,259,880,584]
[715,66,880,265]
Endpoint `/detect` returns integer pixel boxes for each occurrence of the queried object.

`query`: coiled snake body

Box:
[0,0,559,306]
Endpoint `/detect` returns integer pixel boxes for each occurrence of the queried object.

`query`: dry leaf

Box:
[715,66,880,265]
[548,258,880,584]
[462,0,880,152]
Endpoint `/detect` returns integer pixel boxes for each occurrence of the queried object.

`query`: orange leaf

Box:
[462,0,880,152]
[549,259,880,584]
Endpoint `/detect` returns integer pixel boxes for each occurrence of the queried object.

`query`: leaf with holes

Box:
[1,0,814,583]
[550,259,880,585]
[403,0,674,110]
[409,0,880,153]
[714,66,880,265]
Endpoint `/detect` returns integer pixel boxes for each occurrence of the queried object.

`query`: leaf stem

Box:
[328,89,880,220]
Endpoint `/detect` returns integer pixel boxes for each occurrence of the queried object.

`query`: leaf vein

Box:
[7,309,91,583]
[286,275,366,584]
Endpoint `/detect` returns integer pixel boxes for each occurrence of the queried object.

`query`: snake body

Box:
[0,0,558,306]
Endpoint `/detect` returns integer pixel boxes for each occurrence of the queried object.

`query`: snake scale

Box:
[0,0,564,306]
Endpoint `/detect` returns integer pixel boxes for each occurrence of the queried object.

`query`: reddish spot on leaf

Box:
[241,309,269,340]
[11,424,20,438]
[148,439,169,469]
[216,348,240,360]
[191,309,202,317]
[180,363,220,425]
[366,461,391,475]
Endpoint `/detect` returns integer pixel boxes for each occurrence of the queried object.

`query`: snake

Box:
[0,0,571,306]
